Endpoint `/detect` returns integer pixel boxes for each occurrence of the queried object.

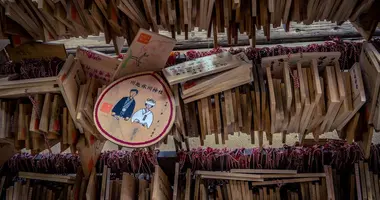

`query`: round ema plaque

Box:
[94,72,175,148]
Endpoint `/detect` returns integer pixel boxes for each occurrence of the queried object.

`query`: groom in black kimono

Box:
[111,89,138,121]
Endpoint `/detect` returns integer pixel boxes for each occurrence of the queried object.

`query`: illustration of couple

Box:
[111,89,155,128]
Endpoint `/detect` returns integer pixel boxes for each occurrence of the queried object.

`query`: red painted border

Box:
[94,72,174,147]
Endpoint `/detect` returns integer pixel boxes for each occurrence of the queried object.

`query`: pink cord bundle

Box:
[1,141,376,174]
[0,57,64,80]
[178,140,365,173]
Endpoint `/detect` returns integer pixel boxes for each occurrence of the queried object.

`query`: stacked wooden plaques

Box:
[3,164,171,200]
[184,168,334,200]
[0,0,375,49]
[0,93,80,153]
[163,51,254,146]
[353,161,380,200]
[360,42,380,131]
[58,47,121,137]
[262,52,366,142]
[89,165,171,200]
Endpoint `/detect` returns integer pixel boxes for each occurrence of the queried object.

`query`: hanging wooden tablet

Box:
[337,63,366,131]
[48,95,61,136]
[57,56,86,133]
[252,64,261,131]
[324,62,346,132]
[172,163,180,200]
[303,60,322,130]
[316,66,340,135]
[213,94,221,144]
[120,173,136,200]
[39,93,52,134]
[309,77,325,133]
[184,169,191,200]
[220,95,227,143]
[262,52,341,78]
[94,72,175,148]
[152,165,172,200]
[100,165,108,200]
[197,100,205,145]
[201,97,211,135]
[112,29,175,80]
[267,67,276,133]
[274,79,284,132]
[29,94,44,133]
[298,64,311,137]
[164,52,243,85]
[360,43,380,127]
[231,89,238,131]
[281,83,290,131]
[206,97,217,140]
[17,104,26,141]
[85,167,97,200]
[182,66,253,103]
[181,63,249,99]
[288,70,302,133]
[76,47,120,85]
[224,89,234,135]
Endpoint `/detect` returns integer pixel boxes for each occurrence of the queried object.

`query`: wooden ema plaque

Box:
[261,52,341,78]
[94,72,175,148]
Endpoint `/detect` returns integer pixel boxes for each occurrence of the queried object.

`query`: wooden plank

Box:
[39,93,52,133]
[317,66,340,135]
[337,63,366,131]
[164,52,241,85]
[137,179,148,200]
[355,163,363,200]
[194,175,201,200]
[100,166,108,200]
[173,163,180,200]
[214,94,222,142]
[345,113,360,144]
[360,43,380,126]
[283,62,293,111]
[257,173,325,179]
[121,173,136,200]
[230,169,297,174]
[251,177,319,186]
[266,67,276,134]
[197,100,205,144]
[200,175,263,182]
[324,165,336,200]
[273,79,284,132]
[365,163,373,200]
[328,62,348,131]
[196,171,262,178]
[370,172,377,200]
[288,70,302,133]
[184,169,191,200]
[235,88,243,130]
[374,174,380,200]
[225,89,234,134]
[152,165,172,200]
[359,161,368,200]
[298,63,310,138]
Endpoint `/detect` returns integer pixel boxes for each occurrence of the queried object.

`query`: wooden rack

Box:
[0,0,378,52]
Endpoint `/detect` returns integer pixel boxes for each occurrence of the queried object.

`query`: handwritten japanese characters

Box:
[76,47,121,84]
[112,29,176,80]
[163,52,245,85]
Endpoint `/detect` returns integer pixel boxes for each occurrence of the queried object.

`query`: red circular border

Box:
[94,72,174,147]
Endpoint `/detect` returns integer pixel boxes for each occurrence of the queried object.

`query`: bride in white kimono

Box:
[131,99,155,128]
